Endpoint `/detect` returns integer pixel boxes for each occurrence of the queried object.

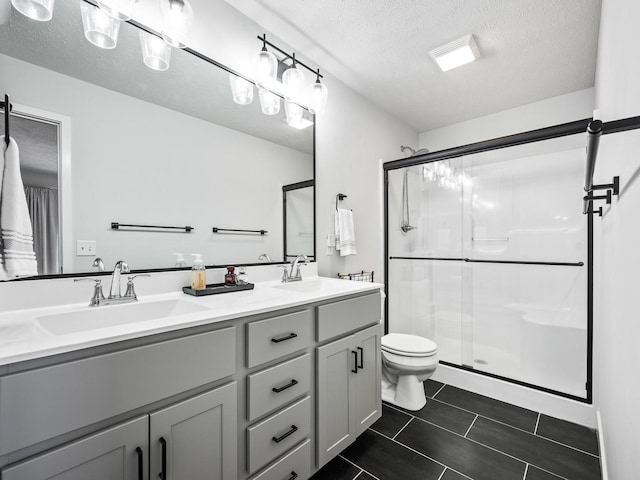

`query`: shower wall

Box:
[387,135,588,398]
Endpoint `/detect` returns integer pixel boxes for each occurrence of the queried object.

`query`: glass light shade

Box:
[229,74,254,105]
[81,2,121,49]
[307,79,328,115]
[255,49,277,89]
[282,65,305,101]
[284,100,303,126]
[160,0,193,49]
[98,0,135,21]
[139,31,171,71]
[258,88,280,115]
[10,0,55,21]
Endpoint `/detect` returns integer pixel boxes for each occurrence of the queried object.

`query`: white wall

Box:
[592,0,640,478]
[1,54,311,272]
[419,88,595,152]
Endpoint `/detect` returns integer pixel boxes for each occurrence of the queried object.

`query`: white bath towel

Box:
[0,136,38,279]
[335,208,357,256]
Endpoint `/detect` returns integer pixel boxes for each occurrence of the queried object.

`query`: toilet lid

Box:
[381,333,437,355]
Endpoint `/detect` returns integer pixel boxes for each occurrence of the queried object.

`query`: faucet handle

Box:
[124,274,150,299]
[277,265,289,282]
[74,278,105,306]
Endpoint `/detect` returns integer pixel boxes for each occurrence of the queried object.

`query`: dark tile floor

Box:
[311,380,601,480]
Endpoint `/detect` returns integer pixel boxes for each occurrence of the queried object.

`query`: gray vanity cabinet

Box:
[149,382,237,480]
[1,416,148,480]
[316,323,382,467]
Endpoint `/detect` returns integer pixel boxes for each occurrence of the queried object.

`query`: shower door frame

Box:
[383,118,596,404]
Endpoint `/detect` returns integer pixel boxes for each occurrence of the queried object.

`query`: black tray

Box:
[183,282,254,296]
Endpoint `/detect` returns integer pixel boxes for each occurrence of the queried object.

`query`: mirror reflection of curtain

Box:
[24,186,59,275]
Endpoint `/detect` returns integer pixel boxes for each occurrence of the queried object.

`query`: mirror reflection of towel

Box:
[0,137,38,279]
[335,208,357,256]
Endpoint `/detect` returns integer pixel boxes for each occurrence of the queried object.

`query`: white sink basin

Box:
[271,278,345,294]
[36,299,209,335]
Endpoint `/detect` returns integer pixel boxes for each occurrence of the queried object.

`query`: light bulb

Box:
[307,78,328,115]
[255,48,277,89]
[284,100,304,126]
[81,2,121,49]
[10,0,54,21]
[160,0,193,49]
[282,64,305,102]
[258,88,280,115]
[139,31,172,71]
[229,74,254,105]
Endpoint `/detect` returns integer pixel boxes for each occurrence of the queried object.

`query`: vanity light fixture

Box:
[285,101,313,129]
[97,0,135,21]
[429,34,480,72]
[229,74,254,105]
[139,30,171,71]
[10,0,55,21]
[258,88,280,115]
[160,0,193,49]
[255,34,278,89]
[80,1,121,49]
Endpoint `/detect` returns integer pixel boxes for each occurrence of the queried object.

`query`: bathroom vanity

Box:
[0,277,382,480]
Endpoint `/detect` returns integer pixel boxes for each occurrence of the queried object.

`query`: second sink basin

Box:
[36,299,209,335]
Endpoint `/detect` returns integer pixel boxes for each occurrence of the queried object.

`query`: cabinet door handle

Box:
[271,333,298,343]
[357,346,364,369]
[135,447,143,480]
[272,379,298,393]
[272,425,298,443]
[288,472,298,480]
[351,351,358,373]
[159,437,167,480]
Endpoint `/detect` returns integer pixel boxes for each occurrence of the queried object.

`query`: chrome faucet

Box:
[258,253,272,263]
[279,255,308,283]
[109,260,130,299]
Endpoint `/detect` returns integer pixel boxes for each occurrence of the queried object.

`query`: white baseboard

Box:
[596,410,608,480]
[432,364,597,428]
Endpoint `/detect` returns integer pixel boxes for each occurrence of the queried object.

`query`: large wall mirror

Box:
[0,0,315,279]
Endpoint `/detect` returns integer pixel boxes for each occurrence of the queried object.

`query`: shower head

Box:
[400,145,430,157]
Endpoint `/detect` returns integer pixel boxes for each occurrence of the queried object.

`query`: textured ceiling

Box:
[0,115,58,175]
[226,0,602,132]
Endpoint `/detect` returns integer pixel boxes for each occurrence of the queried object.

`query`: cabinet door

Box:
[149,382,237,480]
[353,324,382,436]
[316,335,357,467]
[1,416,148,480]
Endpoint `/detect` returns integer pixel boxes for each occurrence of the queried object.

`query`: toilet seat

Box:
[382,333,437,357]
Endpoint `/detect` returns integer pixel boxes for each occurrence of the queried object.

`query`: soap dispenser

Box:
[225,266,236,285]
[173,253,187,268]
[191,254,206,290]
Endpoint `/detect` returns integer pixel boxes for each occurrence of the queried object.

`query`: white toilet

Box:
[381,333,438,411]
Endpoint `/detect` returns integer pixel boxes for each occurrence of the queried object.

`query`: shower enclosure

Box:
[385,128,591,401]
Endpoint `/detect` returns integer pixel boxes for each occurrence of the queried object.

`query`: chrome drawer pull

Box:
[271,333,298,343]
[272,425,298,443]
[288,472,298,480]
[272,379,298,393]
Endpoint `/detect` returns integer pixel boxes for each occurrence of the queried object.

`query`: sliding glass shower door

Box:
[386,135,588,399]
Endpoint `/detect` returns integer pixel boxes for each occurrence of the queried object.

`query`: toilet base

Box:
[381,375,427,411]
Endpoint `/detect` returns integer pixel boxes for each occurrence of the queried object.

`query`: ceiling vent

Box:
[429,34,481,72]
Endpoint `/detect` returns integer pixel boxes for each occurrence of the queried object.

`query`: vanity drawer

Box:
[246,310,311,368]
[247,353,311,421]
[247,396,311,474]
[0,326,236,456]
[250,439,311,480]
[317,291,381,342]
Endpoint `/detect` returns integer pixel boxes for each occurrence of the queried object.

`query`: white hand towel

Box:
[0,136,38,279]
[336,208,357,256]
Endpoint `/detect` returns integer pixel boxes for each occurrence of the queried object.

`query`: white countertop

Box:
[0,276,382,367]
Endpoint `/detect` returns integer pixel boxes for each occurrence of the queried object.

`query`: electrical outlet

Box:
[76,240,96,256]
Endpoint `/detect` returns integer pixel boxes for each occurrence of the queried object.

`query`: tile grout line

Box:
[338,455,381,480]
[392,417,415,440]
[522,463,529,480]
[352,470,364,480]
[369,427,474,480]
[534,412,541,435]
[386,396,601,459]
[464,415,478,438]
[435,467,447,480]
[431,382,447,399]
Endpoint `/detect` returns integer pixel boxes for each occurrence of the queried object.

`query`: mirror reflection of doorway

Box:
[283,180,315,261]
[0,113,61,275]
